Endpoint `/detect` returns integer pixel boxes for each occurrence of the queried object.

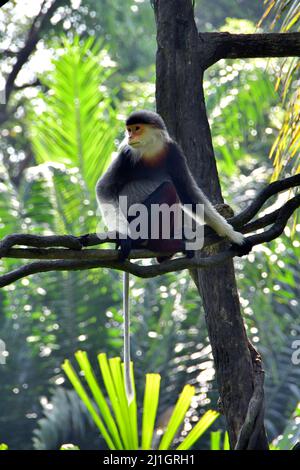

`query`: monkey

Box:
[96,110,249,403]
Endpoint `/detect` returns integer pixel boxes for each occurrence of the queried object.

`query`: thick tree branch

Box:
[230,174,300,227]
[0,190,299,287]
[1,173,298,257]
[0,254,233,288]
[0,233,82,254]
[200,32,300,69]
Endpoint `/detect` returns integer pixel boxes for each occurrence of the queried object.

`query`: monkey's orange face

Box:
[126,124,147,146]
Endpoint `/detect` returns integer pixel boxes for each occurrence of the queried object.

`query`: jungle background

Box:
[0,0,299,449]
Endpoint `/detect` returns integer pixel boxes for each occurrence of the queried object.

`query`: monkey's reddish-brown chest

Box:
[141,147,168,168]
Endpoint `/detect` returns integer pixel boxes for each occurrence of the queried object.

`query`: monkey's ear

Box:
[230,239,253,257]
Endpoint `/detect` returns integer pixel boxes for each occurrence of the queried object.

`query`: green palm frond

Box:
[29,36,118,195]
[258,1,300,32]
[264,332,300,439]
[210,430,230,450]
[62,351,219,450]
[206,57,278,177]
[0,164,21,238]
[21,163,95,234]
[259,1,300,178]
[33,388,94,450]
[270,85,300,180]
[60,444,80,450]
[271,402,300,449]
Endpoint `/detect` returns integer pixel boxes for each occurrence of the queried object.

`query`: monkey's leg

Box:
[118,182,188,261]
[141,182,186,262]
[116,237,133,261]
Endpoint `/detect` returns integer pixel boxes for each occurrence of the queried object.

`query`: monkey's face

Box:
[125,123,168,159]
[126,124,147,148]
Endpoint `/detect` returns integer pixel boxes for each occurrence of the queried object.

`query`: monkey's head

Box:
[124,110,170,159]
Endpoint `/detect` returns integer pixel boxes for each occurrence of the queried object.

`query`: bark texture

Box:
[153,0,270,448]
[201,32,300,68]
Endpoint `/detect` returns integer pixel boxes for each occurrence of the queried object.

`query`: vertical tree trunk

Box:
[153,0,268,449]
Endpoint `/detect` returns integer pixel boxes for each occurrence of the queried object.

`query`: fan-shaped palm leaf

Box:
[62,351,219,450]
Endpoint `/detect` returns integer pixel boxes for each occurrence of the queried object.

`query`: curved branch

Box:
[0,198,297,287]
[0,251,233,288]
[0,172,298,258]
[2,193,298,262]
[0,233,83,256]
[241,194,300,246]
[0,180,299,288]
[230,174,300,227]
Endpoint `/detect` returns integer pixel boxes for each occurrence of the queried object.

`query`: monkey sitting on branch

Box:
[96,110,249,403]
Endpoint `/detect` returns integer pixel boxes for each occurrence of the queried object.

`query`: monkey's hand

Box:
[230,238,253,257]
[183,248,195,259]
[78,233,90,247]
[117,237,133,261]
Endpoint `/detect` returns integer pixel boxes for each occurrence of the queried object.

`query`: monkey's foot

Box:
[183,249,195,259]
[78,233,90,247]
[117,238,133,261]
[156,255,172,263]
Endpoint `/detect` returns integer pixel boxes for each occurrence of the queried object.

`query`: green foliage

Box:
[259,0,300,31]
[236,237,300,439]
[0,5,299,451]
[29,36,118,195]
[62,351,219,450]
[127,271,217,421]
[33,388,96,450]
[60,443,80,450]
[0,164,21,238]
[194,0,264,30]
[259,0,300,178]
[271,402,300,450]
[210,430,230,450]
[205,57,278,177]
[82,0,156,72]
[21,164,95,235]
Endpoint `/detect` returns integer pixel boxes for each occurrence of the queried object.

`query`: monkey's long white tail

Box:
[123,271,134,404]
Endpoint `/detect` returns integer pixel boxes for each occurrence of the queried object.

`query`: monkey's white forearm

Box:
[168,142,245,246]
[191,188,244,245]
[96,155,132,237]
[202,198,244,245]
[96,195,130,237]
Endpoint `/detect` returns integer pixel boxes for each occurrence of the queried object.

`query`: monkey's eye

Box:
[135,126,140,131]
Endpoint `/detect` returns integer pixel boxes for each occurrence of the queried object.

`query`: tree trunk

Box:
[153,0,268,449]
